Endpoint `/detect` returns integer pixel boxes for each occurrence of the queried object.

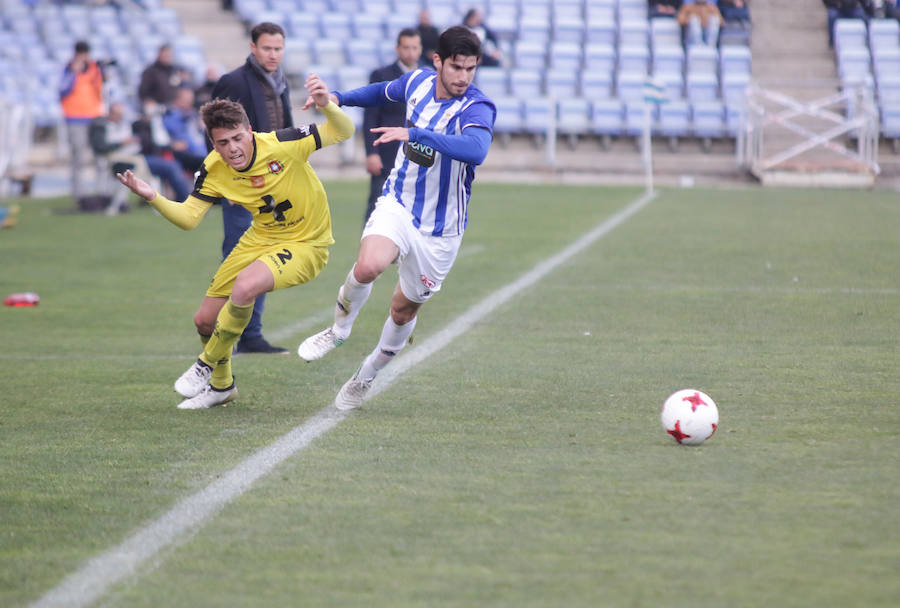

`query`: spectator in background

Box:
[462,7,503,67]
[417,9,440,68]
[650,0,683,18]
[194,63,223,110]
[678,0,723,46]
[824,0,870,47]
[90,102,191,202]
[163,87,207,173]
[719,0,751,23]
[138,44,191,106]
[59,40,105,201]
[362,29,423,224]
[208,22,292,355]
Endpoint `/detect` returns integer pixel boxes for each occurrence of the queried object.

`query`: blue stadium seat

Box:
[269,0,299,15]
[873,46,900,82]
[319,12,353,40]
[687,72,719,102]
[518,16,552,44]
[869,18,900,52]
[283,38,312,77]
[877,74,900,102]
[652,45,684,75]
[721,71,750,105]
[655,101,691,146]
[619,19,649,47]
[476,68,510,99]
[553,17,585,44]
[521,0,551,22]
[586,1,616,22]
[545,69,579,98]
[585,16,617,45]
[549,41,583,71]
[486,4,519,38]
[618,44,650,73]
[592,99,624,142]
[557,98,592,143]
[834,19,868,53]
[553,0,585,20]
[616,70,646,101]
[654,69,685,100]
[345,38,381,72]
[838,48,873,90]
[352,13,385,40]
[692,100,726,140]
[233,0,267,23]
[618,0,648,21]
[515,40,548,70]
[336,65,368,90]
[304,64,338,89]
[581,69,613,99]
[651,17,682,49]
[725,102,745,136]
[687,44,718,76]
[623,101,647,137]
[312,38,346,68]
[492,96,524,137]
[509,69,544,98]
[719,45,752,76]
[428,6,458,30]
[361,0,391,16]
[523,97,555,138]
[584,43,616,74]
[882,100,900,142]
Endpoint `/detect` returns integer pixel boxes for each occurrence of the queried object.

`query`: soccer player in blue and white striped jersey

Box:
[298,26,496,410]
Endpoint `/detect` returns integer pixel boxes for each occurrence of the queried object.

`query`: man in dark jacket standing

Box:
[362,28,423,224]
[210,22,293,354]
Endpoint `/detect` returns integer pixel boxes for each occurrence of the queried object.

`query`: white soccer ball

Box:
[661,389,719,446]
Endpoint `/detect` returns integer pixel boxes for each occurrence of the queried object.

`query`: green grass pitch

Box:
[1,182,898,607]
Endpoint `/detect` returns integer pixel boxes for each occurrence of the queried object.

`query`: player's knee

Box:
[389,303,418,326]
[353,259,383,284]
[193,311,215,335]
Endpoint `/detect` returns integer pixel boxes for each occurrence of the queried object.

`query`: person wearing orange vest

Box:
[59,40,106,200]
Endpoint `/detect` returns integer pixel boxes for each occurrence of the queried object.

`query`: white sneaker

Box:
[297,327,345,362]
[334,371,373,410]
[174,359,213,398]
[177,383,238,410]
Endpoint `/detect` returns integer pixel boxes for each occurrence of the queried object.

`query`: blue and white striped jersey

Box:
[339,69,496,237]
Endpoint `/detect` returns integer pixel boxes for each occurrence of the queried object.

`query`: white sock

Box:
[358,315,417,381]
[332,265,373,339]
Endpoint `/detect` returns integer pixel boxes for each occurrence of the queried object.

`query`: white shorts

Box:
[362,197,463,303]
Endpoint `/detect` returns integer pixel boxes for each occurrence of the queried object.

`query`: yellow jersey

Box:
[146,102,354,248]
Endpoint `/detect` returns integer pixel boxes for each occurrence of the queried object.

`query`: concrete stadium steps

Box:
[162,0,248,71]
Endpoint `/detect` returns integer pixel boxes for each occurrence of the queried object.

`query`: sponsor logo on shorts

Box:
[420,274,436,289]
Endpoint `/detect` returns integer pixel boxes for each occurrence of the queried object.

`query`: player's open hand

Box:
[302,73,338,110]
[116,169,156,201]
[371,126,410,147]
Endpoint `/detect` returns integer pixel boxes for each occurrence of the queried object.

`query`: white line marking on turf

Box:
[29,191,656,608]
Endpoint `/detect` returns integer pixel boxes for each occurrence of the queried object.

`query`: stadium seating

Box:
[0,0,764,153]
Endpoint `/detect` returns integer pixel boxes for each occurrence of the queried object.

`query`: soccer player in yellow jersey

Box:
[117,73,354,410]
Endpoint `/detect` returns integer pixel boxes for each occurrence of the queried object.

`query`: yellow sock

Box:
[199,299,253,387]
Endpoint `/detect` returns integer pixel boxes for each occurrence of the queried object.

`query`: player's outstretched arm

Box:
[116,169,212,230]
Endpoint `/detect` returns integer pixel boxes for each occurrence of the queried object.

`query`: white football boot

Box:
[174,359,213,398]
[334,371,373,411]
[177,383,238,410]
[297,327,345,362]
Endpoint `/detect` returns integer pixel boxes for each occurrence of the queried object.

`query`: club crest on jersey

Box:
[267,160,283,174]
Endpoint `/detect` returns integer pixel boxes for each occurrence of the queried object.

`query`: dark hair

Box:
[199,99,250,133]
[436,25,481,61]
[396,28,420,45]
[74,40,90,54]
[250,22,286,43]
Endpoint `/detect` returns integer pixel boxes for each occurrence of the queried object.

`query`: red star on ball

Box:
[667,420,691,444]
[682,392,707,412]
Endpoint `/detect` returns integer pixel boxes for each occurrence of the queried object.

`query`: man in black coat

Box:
[209,22,293,354]
[361,28,423,224]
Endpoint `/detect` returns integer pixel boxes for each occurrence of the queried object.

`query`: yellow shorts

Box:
[206,237,329,299]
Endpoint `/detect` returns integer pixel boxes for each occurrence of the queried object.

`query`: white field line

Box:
[30,191,656,608]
